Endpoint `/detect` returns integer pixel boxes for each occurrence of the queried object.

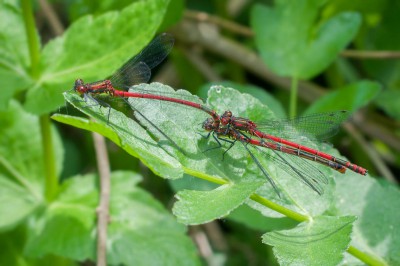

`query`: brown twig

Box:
[341,50,400,59]
[92,132,111,266]
[189,226,214,262]
[344,123,396,183]
[170,20,400,152]
[227,0,252,17]
[171,21,325,102]
[185,11,400,61]
[351,112,400,152]
[181,47,222,82]
[184,10,254,37]
[202,222,228,251]
[38,0,64,36]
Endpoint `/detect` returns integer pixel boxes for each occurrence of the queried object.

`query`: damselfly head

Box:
[221,110,233,125]
[202,118,215,131]
[74,79,86,95]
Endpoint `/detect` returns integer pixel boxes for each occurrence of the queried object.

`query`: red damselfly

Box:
[72,33,220,152]
[217,110,367,175]
[72,33,367,196]
[202,110,368,196]
[73,33,220,126]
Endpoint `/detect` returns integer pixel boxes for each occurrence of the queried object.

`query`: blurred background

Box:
[0,0,399,265]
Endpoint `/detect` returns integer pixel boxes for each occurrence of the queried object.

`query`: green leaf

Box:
[251,1,361,79]
[0,227,63,266]
[159,0,184,31]
[199,81,287,118]
[335,174,400,265]
[59,84,346,218]
[0,101,63,230]
[108,172,199,265]
[25,0,170,115]
[68,0,142,20]
[129,83,339,210]
[173,180,264,225]
[0,175,41,231]
[25,171,200,265]
[263,216,356,266]
[305,80,381,114]
[0,1,34,110]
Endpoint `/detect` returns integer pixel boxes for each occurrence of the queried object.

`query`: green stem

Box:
[250,194,308,222]
[21,0,40,77]
[40,115,58,201]
[347,246,388,266]
[185,168,228,185]
[289,76,298,117]
[22,0,58,200]
[190,172,385,264]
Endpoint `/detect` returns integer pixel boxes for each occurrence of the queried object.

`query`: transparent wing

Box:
[257,111,350,141]
[110,33,174,89]
[110,62,151,88]
[249,142,328,195]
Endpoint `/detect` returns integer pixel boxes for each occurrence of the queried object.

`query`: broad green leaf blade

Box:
[159,0,184,31]
[60,84,341,220]
[25,0,170,115]
[263,216,356,266]
[52,91,183,180]
[173,180,264,225]
[251,2,361,79]
[0,1,34,110]
[0,176,41,231]
[305,81,381,114]
[199,81,287,118]
[0,101,62,230]
[134,84,341,216]
[127,83,269,186]
[25,173,100,261]
[0,227,57,266]
[107,173,199,266]
[335,174,400,265]
[25,171,199,265]
[0,228,26,265]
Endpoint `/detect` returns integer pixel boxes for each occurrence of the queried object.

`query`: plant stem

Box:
[289,76,298,118]
[22,0,58,201]
[40,115,58,201]
[93,132,111,266]
[199,177,385,265]
[347,246,388,266]
[21,0,40,77]
[250,194,308,222]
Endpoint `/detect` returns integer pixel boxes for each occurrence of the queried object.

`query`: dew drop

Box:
[210,85,222,93]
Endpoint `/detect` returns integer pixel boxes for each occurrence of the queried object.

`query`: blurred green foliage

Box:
[0,0,399,265]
